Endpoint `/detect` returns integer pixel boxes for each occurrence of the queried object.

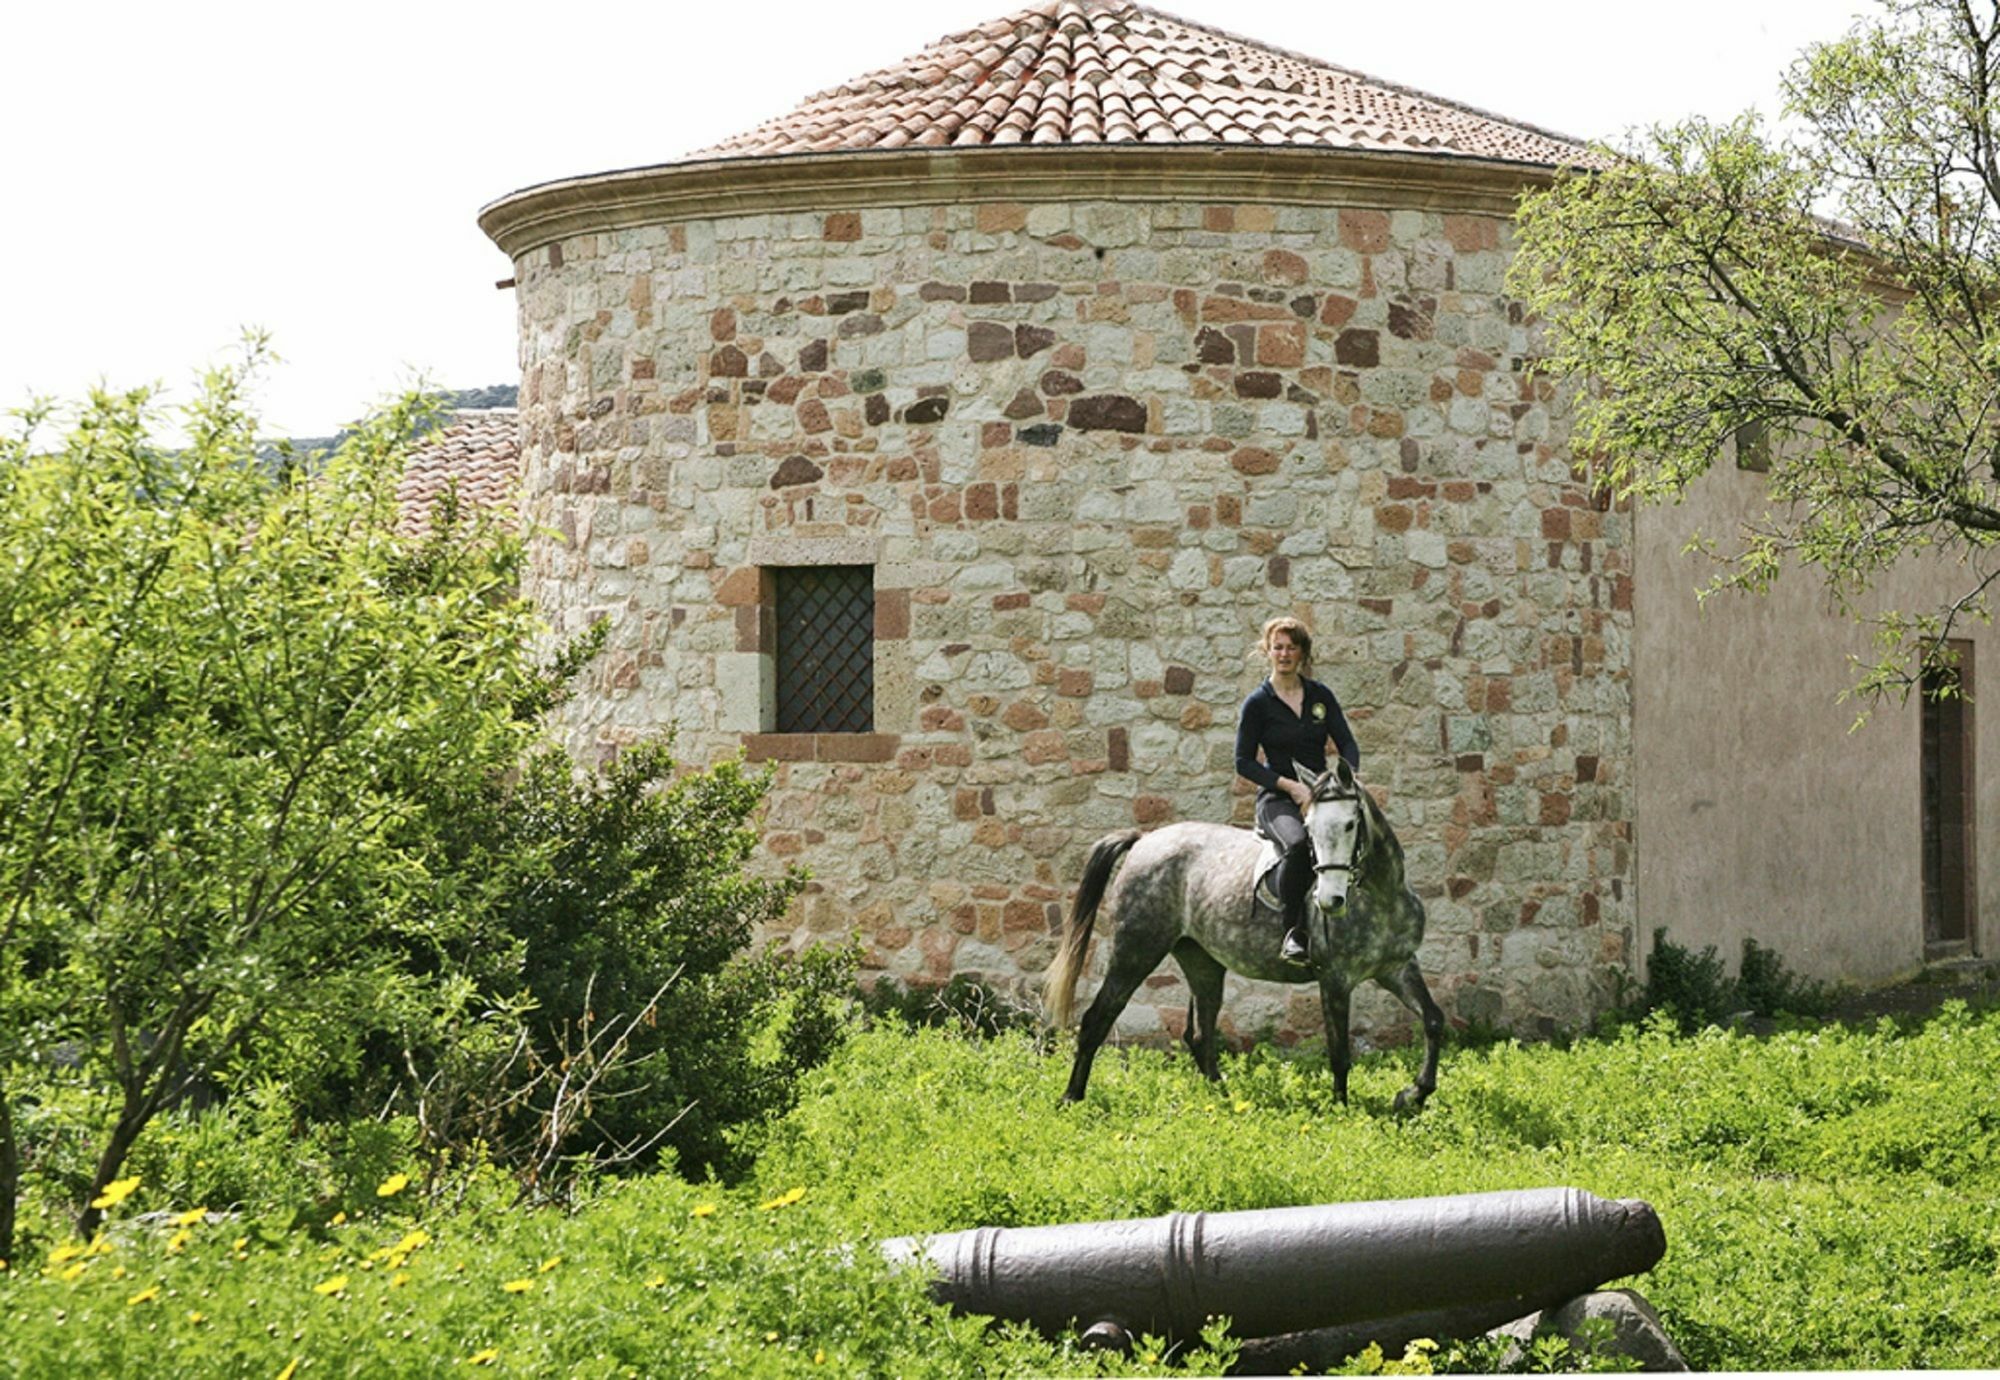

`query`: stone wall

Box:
[510,192,1634,1044]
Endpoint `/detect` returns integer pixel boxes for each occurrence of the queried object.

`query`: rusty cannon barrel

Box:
[880,1187,1665,1352]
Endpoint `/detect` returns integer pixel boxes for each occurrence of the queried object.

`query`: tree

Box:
[0,347,544,1260]
[1510,0,2000,696]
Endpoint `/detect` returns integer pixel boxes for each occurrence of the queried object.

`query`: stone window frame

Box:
[717,535,907,764]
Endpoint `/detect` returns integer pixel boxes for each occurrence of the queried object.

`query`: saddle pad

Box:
[1252,836,1287,915]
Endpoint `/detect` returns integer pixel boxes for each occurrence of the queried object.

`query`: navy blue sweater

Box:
[1234,678,1360,794]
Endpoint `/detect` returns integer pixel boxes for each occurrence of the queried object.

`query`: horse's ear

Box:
[1297,765,1323,795]
[1334,756,1355,789]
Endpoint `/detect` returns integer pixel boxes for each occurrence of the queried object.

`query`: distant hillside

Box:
[261,385,518,462]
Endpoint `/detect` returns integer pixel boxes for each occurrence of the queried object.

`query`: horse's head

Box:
[1297,759,1365,917]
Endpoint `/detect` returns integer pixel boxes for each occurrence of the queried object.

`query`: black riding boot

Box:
[1278,836,1311,964]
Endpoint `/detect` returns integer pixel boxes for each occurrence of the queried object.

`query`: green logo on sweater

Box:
[1311,702,1326,721]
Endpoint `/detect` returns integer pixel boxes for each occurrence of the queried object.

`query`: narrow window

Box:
[1921,641,1976,956]
[773,565,874,733]
[1733,418,1771,473]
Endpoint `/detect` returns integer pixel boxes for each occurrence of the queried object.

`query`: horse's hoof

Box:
[1392,1087,1427,1114]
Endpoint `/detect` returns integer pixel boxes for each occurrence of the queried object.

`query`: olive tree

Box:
[1510,0,2000,696]
[0,348,543,1259]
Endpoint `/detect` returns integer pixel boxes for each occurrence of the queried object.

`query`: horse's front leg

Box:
[1318,977,1353,1103]
[1383,960,1445,1113]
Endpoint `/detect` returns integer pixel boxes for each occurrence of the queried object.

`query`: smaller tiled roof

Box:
[396,409,520,538]
[689,0,1592,167]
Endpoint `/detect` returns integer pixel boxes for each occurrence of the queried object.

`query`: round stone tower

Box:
[479,0,1634,1044]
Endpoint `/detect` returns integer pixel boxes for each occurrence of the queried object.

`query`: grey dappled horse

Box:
[1045,758,1444,1110]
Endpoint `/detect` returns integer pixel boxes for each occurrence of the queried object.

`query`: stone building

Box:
[468,0,1986,1044]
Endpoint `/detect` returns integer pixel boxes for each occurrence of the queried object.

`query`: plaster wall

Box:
[507,189,1635,1044]
[1634,465,1994,982]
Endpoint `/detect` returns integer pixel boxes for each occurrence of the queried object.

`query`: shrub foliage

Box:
[0,354,850,1264]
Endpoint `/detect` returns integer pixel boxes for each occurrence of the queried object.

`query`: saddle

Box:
[1250,816,1291,918]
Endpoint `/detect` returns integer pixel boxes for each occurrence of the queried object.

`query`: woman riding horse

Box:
[1235,616,1359,965]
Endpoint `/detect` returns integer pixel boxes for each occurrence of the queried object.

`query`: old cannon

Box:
[881,1187,1666,1366]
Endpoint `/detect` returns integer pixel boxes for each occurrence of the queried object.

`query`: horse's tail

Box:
[1045,828,1143,1029]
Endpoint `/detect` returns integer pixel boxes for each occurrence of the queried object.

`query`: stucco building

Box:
[461,0,1987,1044]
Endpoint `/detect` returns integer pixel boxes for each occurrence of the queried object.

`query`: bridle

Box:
[1306,785,1366,877]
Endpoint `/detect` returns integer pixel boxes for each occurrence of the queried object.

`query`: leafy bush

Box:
[1629,931,1830,1032]
[0,357,860,1263]
[1734,938,1833,1019]
[378,741,855,1186]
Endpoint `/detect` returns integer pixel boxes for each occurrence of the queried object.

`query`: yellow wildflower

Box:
[376,1173,410,1198]
[49,1242,86,1265]
[690,1202,717,1218]
[328,1211,347,1227]
[91,1176,141,1210]
[173,1207,207,1227]
[188,1310,207,1324]
[765,1331,780,1343]
[371,1227,431,1267]
[127,1285,161,1305]
[233,1236,250,1251]
[501,1278,533,1294]
[757,1186,807,1211]
[538,1255,561,1273]
[814,1350,827,1365]
[168,1229,192,1253]
[276,1359,301,1380]
[112,1265,127,1280]
[313,1274,349,1296]
[644,1275,667,1289]
[1234,1100,1252,1113]
[58,1262,88,1282]
[466,1349,499,1367]
[389,1272,410,1288]
[85,1236,115,1257]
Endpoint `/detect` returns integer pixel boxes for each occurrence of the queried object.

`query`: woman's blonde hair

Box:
[1259,615,1314,676]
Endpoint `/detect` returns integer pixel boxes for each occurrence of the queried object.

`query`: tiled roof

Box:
[689,0,1592,168]
[396,409,519,538]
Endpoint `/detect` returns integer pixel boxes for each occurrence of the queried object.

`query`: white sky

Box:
[1,0,1872,441]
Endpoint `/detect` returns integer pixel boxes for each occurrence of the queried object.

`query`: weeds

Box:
[6,1005,1996,1372]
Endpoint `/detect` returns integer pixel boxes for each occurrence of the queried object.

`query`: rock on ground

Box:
[1490,1288,1688,1372]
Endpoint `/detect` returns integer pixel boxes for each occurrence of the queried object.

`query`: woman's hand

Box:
[1282,777,1313,809]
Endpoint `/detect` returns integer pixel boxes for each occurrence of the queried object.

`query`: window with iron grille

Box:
[773,565,874,733]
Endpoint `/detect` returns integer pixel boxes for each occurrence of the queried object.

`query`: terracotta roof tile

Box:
[689,1,1591,167]
[396,409,519,539]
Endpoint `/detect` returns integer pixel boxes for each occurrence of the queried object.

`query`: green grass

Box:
[7,1007,1999,1374]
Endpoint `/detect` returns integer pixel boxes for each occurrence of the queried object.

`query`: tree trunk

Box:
[0,1085,19,1266]
[76,1089,157,1241]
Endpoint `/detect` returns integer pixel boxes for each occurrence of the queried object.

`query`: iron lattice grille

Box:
[774,565,874,734]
